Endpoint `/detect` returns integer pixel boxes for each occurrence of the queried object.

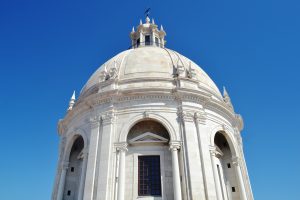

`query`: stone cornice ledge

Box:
[61,89,240,129]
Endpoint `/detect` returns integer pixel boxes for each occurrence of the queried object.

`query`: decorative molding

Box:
[114,142,128,152]
[232,156,241,166]
[194,110,207,124]
[101,110,115,125]
[235,114,244,131]
[234,127,243,145]
[89,115,102,129]
[57,119,67,135]
[187,62,196,79]
[143,111,149,118]
[128,132,169,144]
[169,140,181,151]
[209,145,217,156]
[176,62,185,78]
[62,161,69,170]
[108,60,119,80]
[177,109,194,122]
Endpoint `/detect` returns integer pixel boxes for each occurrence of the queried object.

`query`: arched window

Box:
[125,120,173,199]
[214,132,238,200]
[63,136,84,200]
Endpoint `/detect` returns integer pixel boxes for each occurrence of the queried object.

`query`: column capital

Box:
[209,145,216,155]
[115,142,128,152]
[169,141,181,151]
[102,110,116,125]
[232,156,241,166]
[209,145,224,158]
[177,110,194,122]
[194,110,207,124]
[89,115,102,128]
[62,161,70,170]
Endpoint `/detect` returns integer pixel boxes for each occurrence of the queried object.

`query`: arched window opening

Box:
[125,120,173,199]
[63,136,84,200]
[127,120,170,145]
[214,132,239,200]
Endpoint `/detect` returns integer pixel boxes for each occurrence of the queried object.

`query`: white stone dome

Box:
[80,46,222,100]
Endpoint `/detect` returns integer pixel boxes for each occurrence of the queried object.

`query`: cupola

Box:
[130,16,166,48]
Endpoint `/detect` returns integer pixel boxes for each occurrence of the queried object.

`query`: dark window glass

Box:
[227,163,231,168]
[71,167,74,172]
[145,35,150,45]
[67,190,71,196]
[138,156,161,196]
[232,187,236,192]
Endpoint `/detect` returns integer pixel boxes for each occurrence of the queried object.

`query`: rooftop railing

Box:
[129,41,164,49]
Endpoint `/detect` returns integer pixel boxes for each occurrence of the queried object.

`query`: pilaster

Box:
[115,142,128,200]
[96,110,116,200]
[83,115,102,200]
[178,109,205,200]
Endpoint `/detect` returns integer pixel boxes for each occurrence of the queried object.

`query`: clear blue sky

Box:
[0,0,299,199]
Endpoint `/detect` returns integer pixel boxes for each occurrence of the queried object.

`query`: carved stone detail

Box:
[108,60,119,80]
[89,115,102,129]
[101,110,115,125]
[176,60,186,78]
[194,110,207,124]
[143,111,149,118]
[177,109,194,122]
[169,141,181,151]
[232,156,241,166]
[187,62,196,79]
[115,142,128,152]
[62,161,70,170]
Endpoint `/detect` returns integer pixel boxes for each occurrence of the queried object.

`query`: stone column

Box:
[78,150,88,200]
[57,161,69,200]
[83,115,102,200]
[116,143,128,200]
[178,109,205,199]
[96,111,116,200]
[169,141,182,200]
[232,157,248,200]
[209,146,223,200]
[194,111,209,200]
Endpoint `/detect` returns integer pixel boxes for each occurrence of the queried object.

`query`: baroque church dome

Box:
[53,16,253,200]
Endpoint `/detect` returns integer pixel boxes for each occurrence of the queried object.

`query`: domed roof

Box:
[80,46,222,99]
[79,17,223,101]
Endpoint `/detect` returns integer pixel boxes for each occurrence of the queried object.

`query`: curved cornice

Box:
[59,88,242,132]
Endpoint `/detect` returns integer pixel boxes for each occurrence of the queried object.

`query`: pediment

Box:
[128,132,169,144]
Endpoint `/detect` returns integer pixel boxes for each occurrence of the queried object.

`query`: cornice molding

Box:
[61,90,238,130]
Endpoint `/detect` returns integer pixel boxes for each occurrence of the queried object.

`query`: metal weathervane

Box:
[144,8,151,17]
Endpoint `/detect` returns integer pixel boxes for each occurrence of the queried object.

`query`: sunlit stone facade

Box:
[52,16,254,200]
